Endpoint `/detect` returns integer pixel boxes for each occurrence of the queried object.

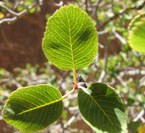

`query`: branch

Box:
[112,28,126,44]
[0,2,41,24]
[64,113,79,129]
[98,44,108,82]
[133,109,145,122]
[85,0,88,13]
[98,1,145,30]
[116,75,129,90]
[0,3,20,16]
[92,0,101,24]
[119,69,145,77]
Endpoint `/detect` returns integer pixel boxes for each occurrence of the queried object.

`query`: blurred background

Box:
[0,0,145,132]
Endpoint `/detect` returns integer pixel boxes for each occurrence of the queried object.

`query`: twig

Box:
[64,113,79,129]
[62,88,75,99]
[99,43,104,48]
[116,75,129,90]
[0,3,20,16]
[119,69,145,77]
[0,2,40,24]
[68,106,78,112]
[98,29,108,35]
[98,1,145,30]
[98,44,108,82]
[92,0,101,24]
[112,28,126,44]
[85,0,88,13]
[133,109,145,122]
[54,1,63,7]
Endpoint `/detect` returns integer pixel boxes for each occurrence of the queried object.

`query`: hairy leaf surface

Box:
[42,5,98,70]
[2,84,63,132]
[78,83,127,133]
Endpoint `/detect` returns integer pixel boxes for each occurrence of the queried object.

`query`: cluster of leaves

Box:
[1,5,127,133]
[0,0,145,133]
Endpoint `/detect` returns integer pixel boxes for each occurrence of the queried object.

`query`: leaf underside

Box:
[42,4,98,70]
[2,84,63,132]
[128,13,145,53]
[78,83,127,133]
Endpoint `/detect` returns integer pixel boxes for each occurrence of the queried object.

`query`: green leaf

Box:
[128,13,145,53]
[78,83,127,133]
[2,84,63,132]
[42,5,98,70]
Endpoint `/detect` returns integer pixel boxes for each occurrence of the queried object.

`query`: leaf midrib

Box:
[89,94,118,130]
[65,11,75,70]
[17,98,62,116]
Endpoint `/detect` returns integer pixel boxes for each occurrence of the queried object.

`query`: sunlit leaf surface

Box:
[2,84,63,132]
[128,13,145,53]
[42,5,98,70]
